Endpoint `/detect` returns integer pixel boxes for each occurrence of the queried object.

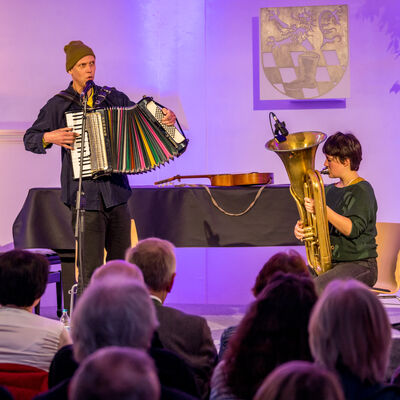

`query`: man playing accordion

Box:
[24,41,176,295]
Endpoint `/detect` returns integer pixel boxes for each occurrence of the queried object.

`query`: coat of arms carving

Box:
[260,5,349,100]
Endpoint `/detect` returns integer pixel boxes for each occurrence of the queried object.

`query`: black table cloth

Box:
[13,185,300,249]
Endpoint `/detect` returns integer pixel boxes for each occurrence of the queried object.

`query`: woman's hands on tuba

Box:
[304,197,315,214]
[294,220,305,241]
[294,197,315,241]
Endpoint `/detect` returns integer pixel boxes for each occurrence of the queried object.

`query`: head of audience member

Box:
[90,259,144,285]
[0,250,49,310]
[254,361,344,400]
[71,278,158,363]
[309,279,391,384]
[223,272,318,399]
[252,250,309,296]
[125,238,176,303]
[70,347,160,400]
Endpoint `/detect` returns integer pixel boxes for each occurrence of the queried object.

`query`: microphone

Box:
[80,80,94,100]
[271,112,289,136]
[269,112,288,143]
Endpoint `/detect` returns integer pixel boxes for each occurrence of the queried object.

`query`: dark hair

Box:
[223,273,318,399]
[252,250,309,296]
[322,132,362,171]
[0,250,49,307]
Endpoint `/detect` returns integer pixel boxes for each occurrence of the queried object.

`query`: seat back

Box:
[0,363,48,400]
[374,222,400,292]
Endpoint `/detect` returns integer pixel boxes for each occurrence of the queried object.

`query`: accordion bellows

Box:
[66,97,188,179]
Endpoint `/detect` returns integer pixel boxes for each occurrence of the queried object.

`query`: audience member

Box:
[0,250,71,371]
[126,238,217,398]
[210,272,317,400]
[254,360,345,400]
[309,279,400,400]
[34,278,199,400]
[47,342,78,389]
[219,250,309,359]
[90,259,144,284]
[89,259,165,350]
[69,346,160,400]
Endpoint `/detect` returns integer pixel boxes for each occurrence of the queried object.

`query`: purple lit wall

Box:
[0,0,399,305]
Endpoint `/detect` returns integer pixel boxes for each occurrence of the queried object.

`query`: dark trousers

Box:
[311,258,377,294]
[71,202,131,294]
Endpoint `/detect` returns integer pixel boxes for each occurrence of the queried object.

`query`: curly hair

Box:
[223,273,318,399]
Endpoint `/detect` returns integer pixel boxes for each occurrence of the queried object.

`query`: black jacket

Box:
[24,82,133,210]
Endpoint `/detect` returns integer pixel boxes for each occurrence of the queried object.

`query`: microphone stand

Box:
[74,93,89,294]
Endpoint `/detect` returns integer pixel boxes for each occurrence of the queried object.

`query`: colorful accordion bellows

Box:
[66,97,188,179]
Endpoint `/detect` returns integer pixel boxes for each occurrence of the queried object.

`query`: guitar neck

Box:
[155,174,214,185]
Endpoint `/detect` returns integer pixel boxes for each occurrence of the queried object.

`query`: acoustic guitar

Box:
[154,172,274,186]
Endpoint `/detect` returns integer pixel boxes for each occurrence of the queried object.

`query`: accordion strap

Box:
[94,86,113,106]
[56,86,113,107]
[56,91,81,106]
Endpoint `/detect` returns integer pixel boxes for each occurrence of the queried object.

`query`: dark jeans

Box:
[71,202,131,294]
[311,258,377,294]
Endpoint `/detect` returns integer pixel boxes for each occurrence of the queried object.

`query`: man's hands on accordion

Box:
[43,108,174,150]
[161,108,176,126]
[43,127,79,150]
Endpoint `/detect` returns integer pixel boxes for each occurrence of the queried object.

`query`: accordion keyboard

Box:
[66,111,92,179]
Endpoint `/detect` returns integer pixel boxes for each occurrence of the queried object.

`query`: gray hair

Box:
[70,346,160,400]
[71,278,159,362]
[309,279,391,383]
[254,361,344,400]
[125,238,176,291]
[91,260,144,284]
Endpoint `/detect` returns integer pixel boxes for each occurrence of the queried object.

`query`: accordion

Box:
[65,97,188,179]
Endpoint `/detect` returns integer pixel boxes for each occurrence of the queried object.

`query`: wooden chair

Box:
[371,222,400,300]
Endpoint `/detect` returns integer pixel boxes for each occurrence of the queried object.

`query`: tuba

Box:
[266,131,331,275]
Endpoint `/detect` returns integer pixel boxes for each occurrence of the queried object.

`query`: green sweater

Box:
[325,180,377,262]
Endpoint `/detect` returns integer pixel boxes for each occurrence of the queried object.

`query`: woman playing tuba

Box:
[294,132,378,293]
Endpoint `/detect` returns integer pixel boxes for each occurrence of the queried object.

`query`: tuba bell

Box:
[266,131,331,275]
